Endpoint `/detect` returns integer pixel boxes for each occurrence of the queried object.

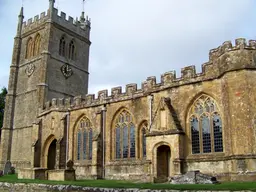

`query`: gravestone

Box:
[3,161,12,175]
[66,160,74,170]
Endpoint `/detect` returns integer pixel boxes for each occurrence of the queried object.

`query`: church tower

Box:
[0,0,91,168]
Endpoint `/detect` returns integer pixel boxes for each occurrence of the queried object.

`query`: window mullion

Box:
[120,125,123,159]
[128,124,130,158]
[210,115,214,153]
[199,116,202,154]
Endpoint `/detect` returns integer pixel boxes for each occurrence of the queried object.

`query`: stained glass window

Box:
[83,130,87,160]
[123,125,128,158]
[142,127,147,158]
[116,126,121,159]
[202,115,211,153]
[77,131,81,160]
[191,117,200,154]
[189,95,223,154]
[130,124,136,158]
[76,116,93,161]
[115,110,136,159]
[213,113,223,152]
[89,129,93,160]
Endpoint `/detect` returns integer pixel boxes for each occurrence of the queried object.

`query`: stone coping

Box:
[0,182,253,192]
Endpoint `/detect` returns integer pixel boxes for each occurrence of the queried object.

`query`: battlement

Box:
[22,11,49,33]
[21,7,91,38]
[209,38,256,61]
[39,38,256,114]
[52,8,91,38]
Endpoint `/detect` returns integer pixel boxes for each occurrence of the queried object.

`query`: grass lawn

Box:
[0,174,256,191]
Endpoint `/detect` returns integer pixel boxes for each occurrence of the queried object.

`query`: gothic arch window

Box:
[59,36,66,57]
[75,116,93,161]
[33,34,41,56]
[68,40,75,60]
[140,121,148,158]
[26,37,33,59]
[188,94,223,154]
[114,109,136,159]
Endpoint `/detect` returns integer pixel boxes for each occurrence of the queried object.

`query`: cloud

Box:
[0,0,256,94]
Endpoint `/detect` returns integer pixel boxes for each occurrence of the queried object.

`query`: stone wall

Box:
[0,182,253,192]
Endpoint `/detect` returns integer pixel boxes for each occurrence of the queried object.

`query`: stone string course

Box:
[0,182,251,192]
[40,38,256,114]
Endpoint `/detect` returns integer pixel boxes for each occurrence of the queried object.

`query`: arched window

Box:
[76,116,93,160]
[114,109,136,159]
[68,40,75,60]
[33,34,41,56]
[26,37,33,59]
[140,121,148,158]
[59,36,66,57]
[188,95,223,154]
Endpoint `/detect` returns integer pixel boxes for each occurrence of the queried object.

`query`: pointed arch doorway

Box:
[157,145,170,182]
[47,139,57,170]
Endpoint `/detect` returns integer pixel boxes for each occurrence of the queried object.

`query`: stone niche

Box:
[47,169,76,181]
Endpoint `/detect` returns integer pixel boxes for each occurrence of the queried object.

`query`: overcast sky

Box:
[0,0,256,94]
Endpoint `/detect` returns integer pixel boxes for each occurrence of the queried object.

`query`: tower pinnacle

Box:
[19,6,24,18]
[49,0,55,9]
[17,6,24,36]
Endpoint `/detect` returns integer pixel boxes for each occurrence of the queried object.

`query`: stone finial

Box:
[19,7,24,18]
[80,11,85,22]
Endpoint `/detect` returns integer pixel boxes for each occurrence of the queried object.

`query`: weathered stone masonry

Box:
[2,0,256,183]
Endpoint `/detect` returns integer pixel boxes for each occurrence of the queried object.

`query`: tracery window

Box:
[140,121,148,158]
[76,116,93,160]
[114,110,136,159]
[189,95,223,154]
[59,36,66,57]
[68,40,75,60]
[33,34,41,56]
[26,37,33,59]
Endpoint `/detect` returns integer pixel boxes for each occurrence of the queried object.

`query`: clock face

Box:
[61,64,73,78]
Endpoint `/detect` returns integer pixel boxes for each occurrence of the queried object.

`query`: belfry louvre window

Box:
[189,95,223,154]
[76,116,93,160]
[33,34,41,56]
[26,37,33,59]
[115,110,136,159]
[59,36,66,57]
[68,40,75,60]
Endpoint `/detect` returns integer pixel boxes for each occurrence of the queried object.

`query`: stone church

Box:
[2,0,256,182]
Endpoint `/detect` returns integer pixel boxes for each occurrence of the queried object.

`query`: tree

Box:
[0,87,7,129]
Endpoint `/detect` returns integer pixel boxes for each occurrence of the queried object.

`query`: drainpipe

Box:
[66,109,70,164]
[148,95,153,130]
[102,105,107,178]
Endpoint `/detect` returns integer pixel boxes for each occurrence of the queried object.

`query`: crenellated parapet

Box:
[21,8,91,38]
[21,11,49,34]
[208,38,256,61]
[39,38,256,115]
